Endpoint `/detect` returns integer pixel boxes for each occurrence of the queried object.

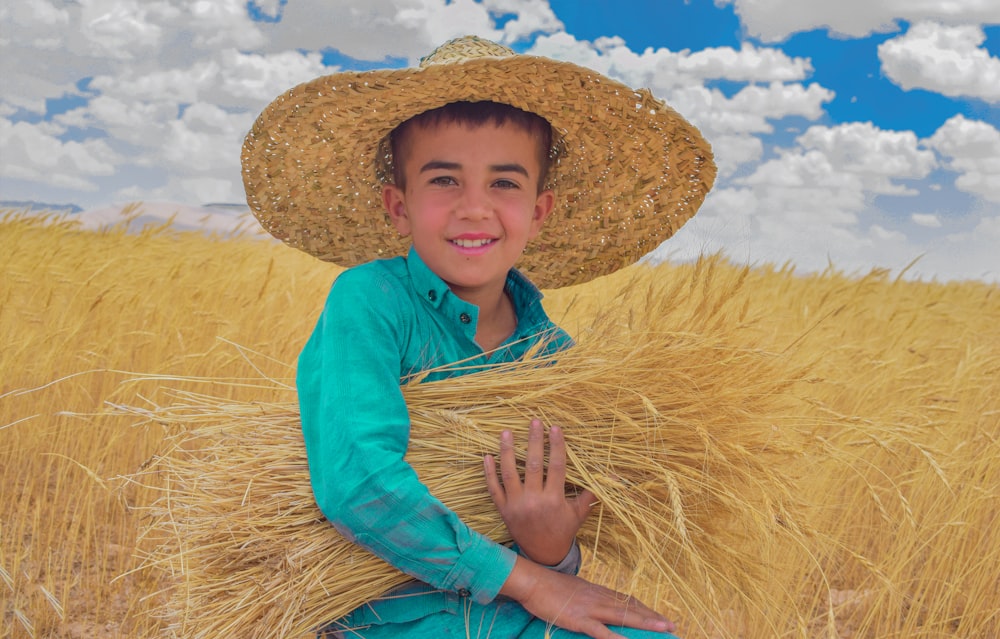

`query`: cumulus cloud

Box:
[0,117,120,191]
[657,121,957,279]
[1,0,267,113]
[718,0,1000,41]
[912,213,942,228]
[879,22,1000,103]
[927,115,1000,203]
[253,0,561,62]
[794,122,937,195]
[530,32,812,90]
[86,49,328,108]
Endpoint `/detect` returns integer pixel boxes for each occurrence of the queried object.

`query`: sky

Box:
[2,1,999,283]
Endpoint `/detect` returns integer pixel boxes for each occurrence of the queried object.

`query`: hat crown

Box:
[419,35,515,67]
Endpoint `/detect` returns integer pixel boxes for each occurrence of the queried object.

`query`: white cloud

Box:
[396,0,501,49]
[0,1,72,49]
[57,96,174,147]
[659,117,999,282]
[76,0,169,60]
[161,103,253,173]
[794,122,937,195]
[712,82,834,133]
[879,22,1000,103]
[719,0,1000,41]
[662,183,999,283]
[529,32,813,90]
[253,0,560,63]
[1,0,268,114]
[705,134,765,178]
[216,50,330,103]
[482,0,563,42]
[928,115,1000,203]
[912,213,942,228]
[914,213,1000,282]
[679,43,813,82]
[738,122,937,207]
[0,117,120,191]
[87,49,327,107]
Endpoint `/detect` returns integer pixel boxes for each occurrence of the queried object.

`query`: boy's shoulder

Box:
[333,256,411,292]
[324,256,419,320]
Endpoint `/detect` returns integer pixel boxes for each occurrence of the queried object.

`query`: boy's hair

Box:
[388,101,553,192]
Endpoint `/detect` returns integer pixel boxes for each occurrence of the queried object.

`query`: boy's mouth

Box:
[450,237,496,248]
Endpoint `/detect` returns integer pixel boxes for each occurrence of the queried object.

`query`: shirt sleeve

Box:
[296,268,516,605]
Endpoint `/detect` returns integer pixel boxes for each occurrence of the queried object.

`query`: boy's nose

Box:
[456,188,492,219]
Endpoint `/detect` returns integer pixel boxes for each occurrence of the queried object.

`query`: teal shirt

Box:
[297,247,572,605]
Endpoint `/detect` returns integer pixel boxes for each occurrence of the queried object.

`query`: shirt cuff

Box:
[511,540,581,576]
[444,533,518,604]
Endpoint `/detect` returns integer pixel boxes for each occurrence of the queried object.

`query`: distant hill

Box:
[1,200,83,214]
[3,200,264,237]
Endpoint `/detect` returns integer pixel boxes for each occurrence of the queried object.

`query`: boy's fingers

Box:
[572,488,597,520]
[499,430,522,497]
[523,419,545,491]
[610,596,676,635]
[483,454,506,508]
[546,425,567,489]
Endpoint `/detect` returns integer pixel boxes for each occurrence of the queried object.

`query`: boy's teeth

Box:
[452,238,492,247]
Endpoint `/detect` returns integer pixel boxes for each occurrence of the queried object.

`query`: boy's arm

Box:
[298,270,515,603]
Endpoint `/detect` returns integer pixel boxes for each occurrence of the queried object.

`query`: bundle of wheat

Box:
[123,267,821,639]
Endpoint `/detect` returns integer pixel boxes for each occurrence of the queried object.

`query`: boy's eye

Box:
[493,178,519,190]
[430,176,457,186]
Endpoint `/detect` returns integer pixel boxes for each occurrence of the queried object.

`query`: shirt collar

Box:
[405,246,452,310]
[404,246,548,335]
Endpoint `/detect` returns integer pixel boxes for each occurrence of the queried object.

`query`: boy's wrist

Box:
[546,539,581,574]
[512,539,581,573]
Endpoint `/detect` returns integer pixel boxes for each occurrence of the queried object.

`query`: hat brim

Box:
[242,54,715,288]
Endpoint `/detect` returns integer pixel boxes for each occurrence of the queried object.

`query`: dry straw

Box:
[125,269,816,639]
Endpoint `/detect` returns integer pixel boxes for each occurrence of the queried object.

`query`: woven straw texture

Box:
[241,36,716,288]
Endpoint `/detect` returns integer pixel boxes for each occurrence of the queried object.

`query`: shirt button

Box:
[457,588,471,598]
[459,312,471,324]
[427,290,437,302]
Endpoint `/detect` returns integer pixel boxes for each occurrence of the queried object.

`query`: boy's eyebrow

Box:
[419,160,529,177]
[490,163,529,177]
[419,160,462,173]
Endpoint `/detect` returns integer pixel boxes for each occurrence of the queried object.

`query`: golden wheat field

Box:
[1,208,999,639]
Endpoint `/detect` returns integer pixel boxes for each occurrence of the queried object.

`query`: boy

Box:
[242,36,714,638]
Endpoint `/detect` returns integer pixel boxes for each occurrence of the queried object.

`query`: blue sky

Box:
[2,0,999,282]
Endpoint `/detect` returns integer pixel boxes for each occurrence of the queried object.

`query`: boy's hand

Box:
[483,419,595,566]
[500,556,677,639]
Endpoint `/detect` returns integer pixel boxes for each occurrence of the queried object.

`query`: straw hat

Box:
[242,35,715,288]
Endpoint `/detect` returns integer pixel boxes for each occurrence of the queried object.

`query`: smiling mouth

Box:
[450,238,495,248]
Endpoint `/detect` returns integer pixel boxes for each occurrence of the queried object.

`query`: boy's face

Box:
[382,121,554,303]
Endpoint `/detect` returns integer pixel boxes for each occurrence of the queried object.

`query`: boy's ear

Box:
[382,184,411,236]
[528,189,556,239]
